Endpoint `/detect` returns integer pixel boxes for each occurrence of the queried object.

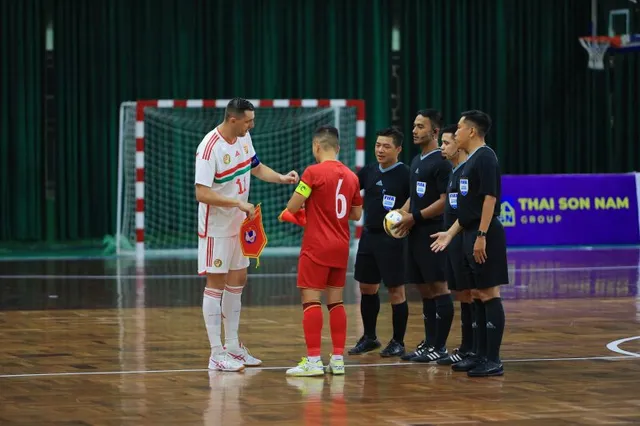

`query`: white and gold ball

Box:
[383,209,406,239]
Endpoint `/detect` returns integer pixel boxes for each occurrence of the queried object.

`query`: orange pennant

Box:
[239,204,268,268]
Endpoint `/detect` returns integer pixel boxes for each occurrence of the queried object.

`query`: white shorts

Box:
[198,235,250,275]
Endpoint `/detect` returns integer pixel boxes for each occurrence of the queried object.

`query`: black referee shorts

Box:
[445,233,470,291]
[405,222,447,285]
[461,218,510,289]
[354,228,406,288]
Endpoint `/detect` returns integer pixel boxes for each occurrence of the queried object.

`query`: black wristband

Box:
[412,211,423,224]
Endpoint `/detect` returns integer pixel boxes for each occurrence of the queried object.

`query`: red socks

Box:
[328,302,346,356]
[303,302,323,357]
[302,301,347,357]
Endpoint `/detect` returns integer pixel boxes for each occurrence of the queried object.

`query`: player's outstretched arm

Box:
[251,163,299,184]
[195,184,255,218]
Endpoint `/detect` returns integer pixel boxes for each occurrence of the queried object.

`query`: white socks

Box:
[203,288,223,354]
[222,285,244,349]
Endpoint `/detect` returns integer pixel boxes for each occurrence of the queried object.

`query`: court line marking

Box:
[0,355,637,379]
[606,336,640,357]
[0,264,638,280]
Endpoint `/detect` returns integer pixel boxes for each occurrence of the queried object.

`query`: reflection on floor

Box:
[0,247,638,310]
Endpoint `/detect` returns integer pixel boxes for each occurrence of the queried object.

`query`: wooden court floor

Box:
[1,249,640,425]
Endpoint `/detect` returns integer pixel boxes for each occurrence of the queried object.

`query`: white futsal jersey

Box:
[194,127,259,238]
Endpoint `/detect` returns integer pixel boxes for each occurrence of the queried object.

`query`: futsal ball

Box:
[383,210,406,239]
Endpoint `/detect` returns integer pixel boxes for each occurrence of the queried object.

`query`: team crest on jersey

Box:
[449,192,458,209]
[382,194,396,211]
[416,181,426,198]
[235,150,241,157]
[223,154,231,164]
[243,145,249,154]
[214,259,222,268]
[244,227,257,244]
[460,178,469,196]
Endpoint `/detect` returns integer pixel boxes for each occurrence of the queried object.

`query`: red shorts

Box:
[297,254,347,290]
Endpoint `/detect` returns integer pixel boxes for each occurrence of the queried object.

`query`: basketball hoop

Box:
[579,36,619,70]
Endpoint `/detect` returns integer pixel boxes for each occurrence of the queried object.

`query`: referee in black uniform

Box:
[435,124,475,366]
[394,109,454,363]
[349,127,411,357]
[431,110,509,377]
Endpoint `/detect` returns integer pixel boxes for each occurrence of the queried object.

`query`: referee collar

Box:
[467,145,489,160]
[378,162,404,173]
[451,160,466,174]
[420,149,441,161]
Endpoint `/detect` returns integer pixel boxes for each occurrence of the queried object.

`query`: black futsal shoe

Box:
[401,340,427,361]
[451,354,481,372]
[436,348,471,366]
[380,339,405,357]
[412,346,447,363]
[348,335,381,355]
[467,360,504,377]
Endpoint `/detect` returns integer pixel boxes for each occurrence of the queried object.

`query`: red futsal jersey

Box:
[296,160,363,269]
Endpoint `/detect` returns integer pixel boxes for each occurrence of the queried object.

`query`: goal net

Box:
[117,99,365,258]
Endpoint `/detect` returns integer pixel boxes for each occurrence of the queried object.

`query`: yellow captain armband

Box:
[295,180,312,198]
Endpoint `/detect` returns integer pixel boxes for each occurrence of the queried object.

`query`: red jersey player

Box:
[280,125,363,377]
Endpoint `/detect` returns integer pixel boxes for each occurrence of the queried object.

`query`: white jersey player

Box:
[195,98,299,372]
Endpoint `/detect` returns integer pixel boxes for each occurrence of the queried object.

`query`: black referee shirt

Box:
[457,146,502,229]
[444,161,466,229]
[357,162,411,231]
[409,149,452,225]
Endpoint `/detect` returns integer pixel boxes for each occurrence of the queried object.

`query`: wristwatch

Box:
[477,230,487,237]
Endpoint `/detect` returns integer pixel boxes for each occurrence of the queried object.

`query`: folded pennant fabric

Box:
[240,204,268,268]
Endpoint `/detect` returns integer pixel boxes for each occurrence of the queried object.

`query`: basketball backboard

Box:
[595,0,640,41]
[580,0,640,69]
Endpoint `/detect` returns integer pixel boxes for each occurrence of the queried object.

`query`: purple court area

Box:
[502,247,639,299]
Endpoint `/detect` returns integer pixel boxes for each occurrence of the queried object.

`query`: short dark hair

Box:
[225,98,255,120]
[440,124,458,136]
[313,125,340,150]
[376,127,403,147]
[416,109,443,130]
[461,110,492,137]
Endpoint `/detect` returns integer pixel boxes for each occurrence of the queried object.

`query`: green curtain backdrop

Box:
[398,0,639,174]
[1,0,638,244]
[606,53,640,173]
[52,0,390,242]
[0,0,44,242]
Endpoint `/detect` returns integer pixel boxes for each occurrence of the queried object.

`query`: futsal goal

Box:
[116,99,366,258]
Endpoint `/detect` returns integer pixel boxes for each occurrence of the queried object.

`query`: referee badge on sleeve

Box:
[382,194,396,211]
[416,181,426,198]
[448,192,458,209]
[459,178,469,196]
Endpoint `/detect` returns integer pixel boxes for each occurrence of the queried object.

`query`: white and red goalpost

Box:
[117,98,366,258]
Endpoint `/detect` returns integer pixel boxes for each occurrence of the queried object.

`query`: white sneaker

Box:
[286,357,325,377]
[226,343,262,367]
[208,351,245,372]
[325,354,345,375]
